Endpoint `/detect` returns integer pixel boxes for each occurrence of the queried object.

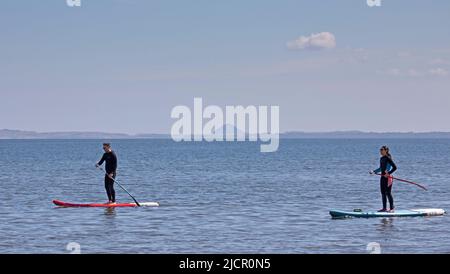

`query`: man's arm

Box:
[96,153,106,167]
[110,153,118,172]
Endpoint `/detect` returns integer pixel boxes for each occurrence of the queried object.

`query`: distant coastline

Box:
[281,131,450,139]
[0,129,168,139]
[2,129,450,139]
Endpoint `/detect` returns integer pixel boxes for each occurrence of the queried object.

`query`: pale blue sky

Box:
[1,0,450,133]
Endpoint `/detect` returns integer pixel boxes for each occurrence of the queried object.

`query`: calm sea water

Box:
[0,139,449,254]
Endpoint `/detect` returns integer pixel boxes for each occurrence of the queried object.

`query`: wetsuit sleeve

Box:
[111,152,117,172]
[387,158,397,175]
[373,167,381,174]
[97,153,106,166]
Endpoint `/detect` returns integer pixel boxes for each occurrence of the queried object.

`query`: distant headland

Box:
[2,129,450,139]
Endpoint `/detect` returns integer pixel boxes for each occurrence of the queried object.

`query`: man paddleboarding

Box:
[96,143,118,204]
[370,145,397,212]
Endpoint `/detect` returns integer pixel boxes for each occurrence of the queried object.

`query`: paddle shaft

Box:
[97,167,141,206]
[373,173,428,191]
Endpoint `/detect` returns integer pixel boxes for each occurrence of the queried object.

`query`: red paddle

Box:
[372,173,428,191]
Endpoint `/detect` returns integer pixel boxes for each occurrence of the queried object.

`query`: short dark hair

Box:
[103,143,111,147]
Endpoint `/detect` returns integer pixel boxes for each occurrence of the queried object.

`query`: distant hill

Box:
[1,129,450,139]
[282,131,450,139]
[0,129,169,139]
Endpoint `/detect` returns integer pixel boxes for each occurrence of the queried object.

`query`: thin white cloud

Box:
[384,68,401,76]
[429,68,449,76]
[287,32,336,50]
[397,51,411,58]
[407,69,423,77]
[429,58,449,65]
[379,67,449,77]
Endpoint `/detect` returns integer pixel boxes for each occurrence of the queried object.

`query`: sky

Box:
[1,0,450,134]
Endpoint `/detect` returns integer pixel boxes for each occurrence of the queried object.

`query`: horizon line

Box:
[2,128,450,135]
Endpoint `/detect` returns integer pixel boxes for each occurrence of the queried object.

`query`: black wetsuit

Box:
[98,151,118,202]
[377,156,397,210]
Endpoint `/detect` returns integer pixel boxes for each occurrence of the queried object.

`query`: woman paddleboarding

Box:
[370,145,397,212]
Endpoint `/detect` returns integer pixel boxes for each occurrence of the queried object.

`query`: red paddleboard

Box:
[53,200,159,207]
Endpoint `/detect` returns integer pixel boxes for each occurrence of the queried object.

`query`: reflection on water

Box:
[104,207,116,217]
[379,218,394,229]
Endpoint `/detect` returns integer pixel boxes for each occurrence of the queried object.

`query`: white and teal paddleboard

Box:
[330,208,445,218]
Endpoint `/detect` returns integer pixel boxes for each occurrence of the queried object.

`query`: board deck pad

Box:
[53,200,159,207]
[330,208,445,218]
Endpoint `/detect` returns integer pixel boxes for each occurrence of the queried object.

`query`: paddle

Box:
[97,167,141,206]
[371,173,428,191]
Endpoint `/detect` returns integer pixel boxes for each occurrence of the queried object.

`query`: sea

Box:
[0,139,449,253]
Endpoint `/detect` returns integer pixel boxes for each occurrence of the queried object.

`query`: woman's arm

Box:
[373,167,381,174]
[387,158,397,175]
